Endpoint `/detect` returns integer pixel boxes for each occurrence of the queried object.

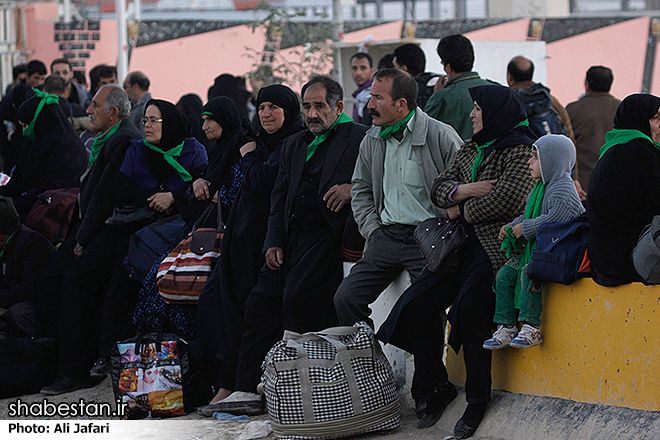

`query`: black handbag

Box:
[123,215,186,283]
[105,204,159,227]
[414,217,467,273]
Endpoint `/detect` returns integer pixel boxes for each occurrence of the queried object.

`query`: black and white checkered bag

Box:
[260,323,400,439]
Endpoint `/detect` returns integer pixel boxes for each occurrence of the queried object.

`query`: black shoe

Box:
[453,402,487,439]
[417,382,458,429]
[89,358,110,378]
[454,419,479,439]
[415,399,427,419]
[41,377,88,395]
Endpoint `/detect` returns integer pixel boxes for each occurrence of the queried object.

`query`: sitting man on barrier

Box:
[203,75,368,415]
[333,68,461,330]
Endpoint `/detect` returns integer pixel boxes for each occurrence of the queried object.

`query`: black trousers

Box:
[56,227,132,382]
[98,267,141,360]
[394,240,494,404]
[233,223,342,393]
[5,300,36,337]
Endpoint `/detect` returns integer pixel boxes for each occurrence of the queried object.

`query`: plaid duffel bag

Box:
[260,323,400,439]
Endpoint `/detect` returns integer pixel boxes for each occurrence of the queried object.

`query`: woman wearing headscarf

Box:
[115,98,208,214]
[0,89,87,219]
[189,96,250,223]
[132,96,249,340]
[176,93,211,151]
[42,99,208,394]
[207,74,251,118]
[197,84,305,413]
[0,83,31,173]
[587,94,660,286]
[378,84,536,438]
[88,98,209,380]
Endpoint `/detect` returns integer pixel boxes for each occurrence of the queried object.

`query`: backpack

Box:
[517,84,565,137]
[526,214,590,284]
[416,72,440,111]
[25,188,79,244]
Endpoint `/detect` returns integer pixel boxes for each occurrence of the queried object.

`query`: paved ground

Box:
[0,377,503,440]
[4,376,660,439]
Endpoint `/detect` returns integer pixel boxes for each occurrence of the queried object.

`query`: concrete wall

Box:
[447,279,660,412]
[488,0,570,18]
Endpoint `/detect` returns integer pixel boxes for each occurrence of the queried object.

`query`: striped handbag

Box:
[156,202,223,304]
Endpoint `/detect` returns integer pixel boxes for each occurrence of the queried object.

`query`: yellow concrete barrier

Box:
[446,278,660,411]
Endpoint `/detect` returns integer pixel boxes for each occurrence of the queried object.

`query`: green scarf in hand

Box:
[143,139,193,182]
[306,112,353,161]
[379,109,416,140]
[499,180,545,307]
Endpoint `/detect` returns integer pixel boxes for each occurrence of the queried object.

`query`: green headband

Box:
[22,88,60,141]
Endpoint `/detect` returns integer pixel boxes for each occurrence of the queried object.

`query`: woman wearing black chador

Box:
[587,93,660,286]
[197,84,304,414]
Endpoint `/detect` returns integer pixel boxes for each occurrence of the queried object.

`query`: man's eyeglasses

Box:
[143,117,163,125]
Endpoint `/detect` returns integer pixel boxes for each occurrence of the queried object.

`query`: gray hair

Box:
[301,75,343,109]
[101,84,131,119]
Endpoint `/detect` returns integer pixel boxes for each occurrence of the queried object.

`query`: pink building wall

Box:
[466,18,530,41]
[20,3,659,107]
[129,25,266,103]
[545,17,650,105]
[343,21,403,43]
[22,2,119,82]
[652,40,660,97]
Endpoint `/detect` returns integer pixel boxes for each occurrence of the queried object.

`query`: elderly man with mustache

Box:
[209,75,369,414]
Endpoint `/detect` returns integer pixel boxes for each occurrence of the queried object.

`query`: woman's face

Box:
[144,104,163,144]
[202,115,223,141]
[259,102,285,134]
[144,368,158,384]
[470,101,483,134]
[650,110,660,143]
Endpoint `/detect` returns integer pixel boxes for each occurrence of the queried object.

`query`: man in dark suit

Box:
[206,75,368,414]
[40,85,142,395]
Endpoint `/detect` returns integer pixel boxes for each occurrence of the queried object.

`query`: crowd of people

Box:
[0,32,658,440]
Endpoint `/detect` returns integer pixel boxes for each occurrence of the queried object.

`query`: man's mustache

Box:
[306,118,323,125]
[370,109,380,117]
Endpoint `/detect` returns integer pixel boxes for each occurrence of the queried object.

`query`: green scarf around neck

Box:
[499,180,545,307]
[306,112,353,161]
[89,121,122,167]
[22,89,60,141]
[0,229,17,261]
[599,129,660,159]
[379,109,416,140]
[471,119,529,182]
[143,139,193,182]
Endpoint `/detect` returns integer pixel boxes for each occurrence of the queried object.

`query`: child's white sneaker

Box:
[483,325,518,350]
[510,324,543,348]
